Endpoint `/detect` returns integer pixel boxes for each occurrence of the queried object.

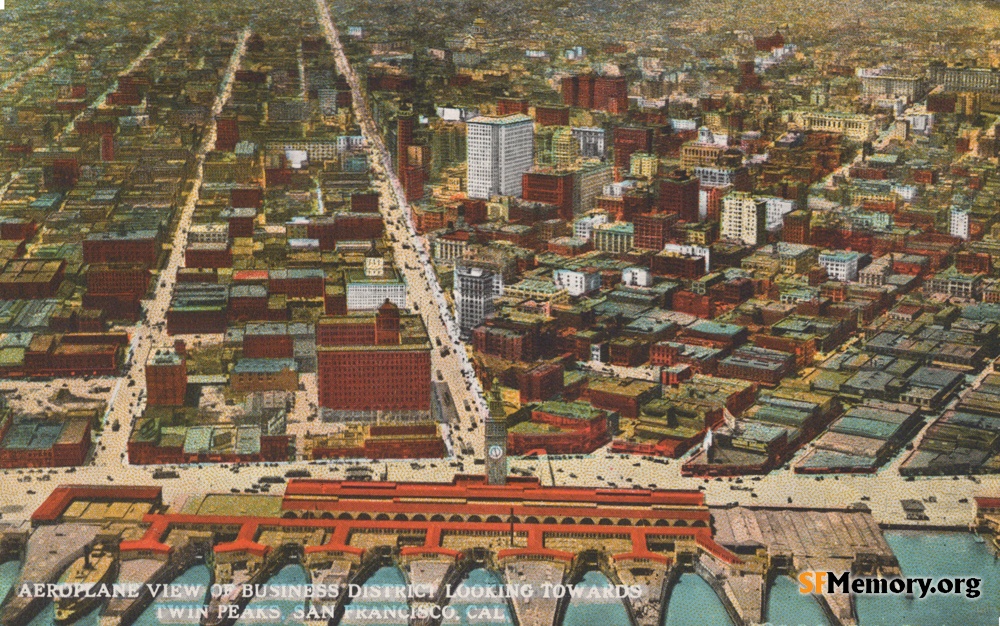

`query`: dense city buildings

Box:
[2,2,1000,619]
[329,0,1000,496]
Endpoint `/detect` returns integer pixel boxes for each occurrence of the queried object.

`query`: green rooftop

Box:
[535,401,605,420]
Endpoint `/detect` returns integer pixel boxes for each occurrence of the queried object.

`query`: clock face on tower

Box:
[488,445,504,460]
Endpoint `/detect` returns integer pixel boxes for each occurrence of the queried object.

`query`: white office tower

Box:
[721,192,767,246]
[950,206,970,240]
[455,265,496,338]
[466,114,534,199]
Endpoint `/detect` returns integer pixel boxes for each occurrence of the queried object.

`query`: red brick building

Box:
[100,134,115,162]
[397,110,414,170]
[613,127,654,178]
[351,191,380,213]
[507,401,613,455]
[472,325,537,362]
[216,117,239,151]
[324,284,347,316]
[146,348,187,407]
[20,333,125,377]
[52,158,80,189]
[593,76,628,113]
[518,362,565,403]
[653,252,706,279]
[268,269,324,299]
[561,75,628,113]
[634,213,676,250]
[782,210,811,244]
[228,284,269,322]
[718,346,795,387]
[186,243,232,269]
[243,323,295,359]
[522,170,575,220]
[497,97,529,115]
[402,165,425,202]
[0,416,91,469]
[460,199,488,225]
[754,30,785,51]
[221,207,257,237]
[672,290,715,319]
[231,187,263,209]
[535,105,570,126]
[332,213,384,243]
[83,231,159,267]
[955,251,991,274]
[87,264,150,297]
[0,259,65,299]
[317,301,431,413]
[658,169,699,222]
[0,218,37,241]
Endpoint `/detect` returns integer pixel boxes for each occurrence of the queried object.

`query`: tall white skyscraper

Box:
[466,114,534,199]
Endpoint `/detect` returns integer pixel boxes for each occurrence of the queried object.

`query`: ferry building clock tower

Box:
[485,378,508,485]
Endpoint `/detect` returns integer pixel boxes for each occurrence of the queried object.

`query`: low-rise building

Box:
[230,358,299,393]
[818,250,862,282]
[507,401,614,455]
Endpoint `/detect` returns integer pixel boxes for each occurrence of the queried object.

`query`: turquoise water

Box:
[134,563,210,626]
[442,567,514,626]
[562,570,631,626]
[0,532,996,625]
[662,573,733,626]
[235,563,309,625]
[855,531,1000,626]
[0,560,21,607]
[766,575,829,626]
[339,565,409,626]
